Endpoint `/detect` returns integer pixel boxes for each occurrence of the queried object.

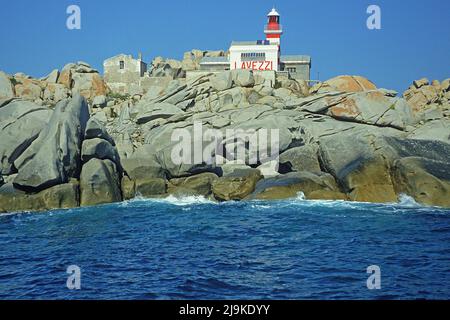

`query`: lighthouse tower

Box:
[264,8,283,45]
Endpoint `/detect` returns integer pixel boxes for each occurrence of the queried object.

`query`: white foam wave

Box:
[287,192,430,210]
[397,193,421,208]
[151,195,217,206]
[296,191,306,201]
[161,195,217,206]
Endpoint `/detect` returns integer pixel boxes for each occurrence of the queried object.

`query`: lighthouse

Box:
[197,7,311,81]
[264,8,283,45]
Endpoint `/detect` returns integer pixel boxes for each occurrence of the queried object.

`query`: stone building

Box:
[103,53,147,94]
[280,55,311,80]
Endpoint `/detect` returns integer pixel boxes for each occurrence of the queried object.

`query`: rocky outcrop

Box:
[13,95,89,191]
[404,78,439,110]
[134,178,167,198]
[81,138,121,165]
[80,159,122,206]
[168,172,218,197]
[212,169,262,201]
[41,69,59,83]
[1,63,109,107]
[324,75,377,92]
[392,157,450,208]
[0,71,14,99]
[65,62,109,100]
[407,118,450,143]
[150,49,227,76]
[149,57,185,79]
[104,70,449,207]
[136,102,184,124]
[181,49,226,72]
[14,78,43,102]
[311,75,377,94]
[79,115,123,206]
[121,174,166,200]
[279,145,322,173]
[299,90,415,130]
[84,117,116,145]
[0,181,79,213]
[403,78,450,117]
[232,70,255,87]
[0,94,125,212]
[249,171,346,201]
[0,100,52,175]
[92,95,107,108]
[1,65,450,212]
[43,83,70,104]
[210,71,233,91]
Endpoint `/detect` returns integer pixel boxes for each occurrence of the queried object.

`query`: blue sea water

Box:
[0,195,449,300]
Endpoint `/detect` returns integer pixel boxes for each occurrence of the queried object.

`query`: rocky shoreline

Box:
[1,60,450,213]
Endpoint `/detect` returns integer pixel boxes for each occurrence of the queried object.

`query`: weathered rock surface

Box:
[403,77,449,113]
[81,138,120,166]
[13,95,89,191]
[249,171,346,201]
[136,102,184,124]
[232,70,255,87]
[279,145,322,173]
[310,75,376,95]
[319,132,397,203]
[60,62,108,100]
[135,178,167,197]
[181,49,226,72]
[324,75,377,93]
[0,181,79,213]
[149,56,185,79]
[306,90,415,130]
[1,67,450,213]
[0,71,14,99]
[120,175,167,199]
[121,145,165,179]
[392,157,450,208]
[407,119,450,143]
[42,69,59,83]
[92,95,107,108]
[210,71,233,91]
[84,117,115,145]
[80,159,122,206]
[3,63,109,106]
[14,79,43,101]
[168,172,218,197]
[0,100,52,175]
[212,169,262,201]
[43,83,70,103]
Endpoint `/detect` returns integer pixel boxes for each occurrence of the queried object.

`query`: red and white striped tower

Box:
[264,8,282,68]
[264,8,283,45]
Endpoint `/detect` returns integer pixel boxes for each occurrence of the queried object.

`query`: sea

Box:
[0,194,449,300]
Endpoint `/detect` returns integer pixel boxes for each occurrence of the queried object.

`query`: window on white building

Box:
[241,52,266,61]
[286,67,297,73]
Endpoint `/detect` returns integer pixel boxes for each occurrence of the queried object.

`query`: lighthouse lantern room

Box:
[264,8,283,45]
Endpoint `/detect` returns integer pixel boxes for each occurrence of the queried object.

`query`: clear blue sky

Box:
[0,0,449,92]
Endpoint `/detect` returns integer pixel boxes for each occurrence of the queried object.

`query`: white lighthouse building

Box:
[199,7,311,80]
